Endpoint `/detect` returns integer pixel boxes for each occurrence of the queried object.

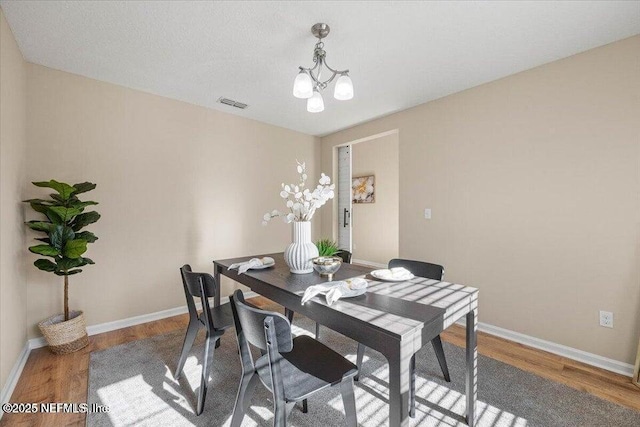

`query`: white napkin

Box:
[301,277,368,306]
[375,267,413,280]
[229,257,274,274]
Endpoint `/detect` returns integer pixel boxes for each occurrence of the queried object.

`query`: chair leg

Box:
[284,308,294,323]
[355,343,366,381]
[174,320,200,379]
[302,399,308,413]
[340,376,357,427]
[273,399,291,427]
[196,331,218,415]
[431,335,451,382]
[231,372,260,427]
[315,322,320,340]
[409,354,416,418]
[285,401,296,418]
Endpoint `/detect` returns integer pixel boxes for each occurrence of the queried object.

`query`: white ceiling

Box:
[2,1,639,136]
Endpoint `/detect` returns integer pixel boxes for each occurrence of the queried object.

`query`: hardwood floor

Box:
[2,296,639,426]
[442,324,640,411]
[1,313,189,427]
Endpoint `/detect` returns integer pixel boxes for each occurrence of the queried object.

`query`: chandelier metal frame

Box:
[292,23,353,112]
[298,23,349,91]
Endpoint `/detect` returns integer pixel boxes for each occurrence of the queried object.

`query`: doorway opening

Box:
[335,129,399,266]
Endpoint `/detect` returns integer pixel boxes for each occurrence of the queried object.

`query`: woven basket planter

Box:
[38,310,89,354]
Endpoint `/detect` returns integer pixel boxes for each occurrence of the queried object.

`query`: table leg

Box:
[213,263,222,348]
[213,263,221,308]
[465,305,478,426]
[387,342,413,427]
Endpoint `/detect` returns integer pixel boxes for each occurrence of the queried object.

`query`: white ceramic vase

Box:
[284,221,318,274]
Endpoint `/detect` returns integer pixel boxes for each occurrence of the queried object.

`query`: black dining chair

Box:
[230,290,358,427]
[335,249,352,264]
[174,265,235,415]
[355,258,451,417]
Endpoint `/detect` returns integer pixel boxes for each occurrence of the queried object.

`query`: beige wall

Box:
[25,64,320,338]
[0,9,28,392]
[351,133,399,264]
[322,36,640,364]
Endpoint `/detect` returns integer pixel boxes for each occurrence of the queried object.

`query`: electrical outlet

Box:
[599,310,613,328]
[424,208,432,219]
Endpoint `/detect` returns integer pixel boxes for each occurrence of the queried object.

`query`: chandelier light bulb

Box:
[293,71,313,99]
[306,90,325,113]
[334,74,354,100]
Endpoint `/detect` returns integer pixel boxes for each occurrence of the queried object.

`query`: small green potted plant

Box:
[24,180,100,354]
[315,238,340,257]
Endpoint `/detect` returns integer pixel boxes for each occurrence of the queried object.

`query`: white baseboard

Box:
[0,341,31,417]
[28,291,258,350]
[27,304,193,349]
[455,318,634,377]
[352,259,387,268]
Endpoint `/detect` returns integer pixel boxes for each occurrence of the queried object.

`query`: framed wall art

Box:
[352,175,375,203]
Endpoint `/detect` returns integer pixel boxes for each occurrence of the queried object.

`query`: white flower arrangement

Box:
[262,160,335,225]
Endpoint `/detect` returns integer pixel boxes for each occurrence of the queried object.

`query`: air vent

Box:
[217,97,248,109]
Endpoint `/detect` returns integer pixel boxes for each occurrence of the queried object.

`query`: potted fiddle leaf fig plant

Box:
[24,180,100,354]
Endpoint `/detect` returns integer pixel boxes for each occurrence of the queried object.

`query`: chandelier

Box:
[292,23,354,113]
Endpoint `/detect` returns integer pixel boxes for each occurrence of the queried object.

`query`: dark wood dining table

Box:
[213,253,478,427]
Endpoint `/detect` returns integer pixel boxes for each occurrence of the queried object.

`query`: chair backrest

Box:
[388,258,444,281]
[180,265,217,298]
[230,290,293,353]
[336,250,352,264]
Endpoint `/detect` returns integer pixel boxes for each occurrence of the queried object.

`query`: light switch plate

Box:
[424,208,432,219]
